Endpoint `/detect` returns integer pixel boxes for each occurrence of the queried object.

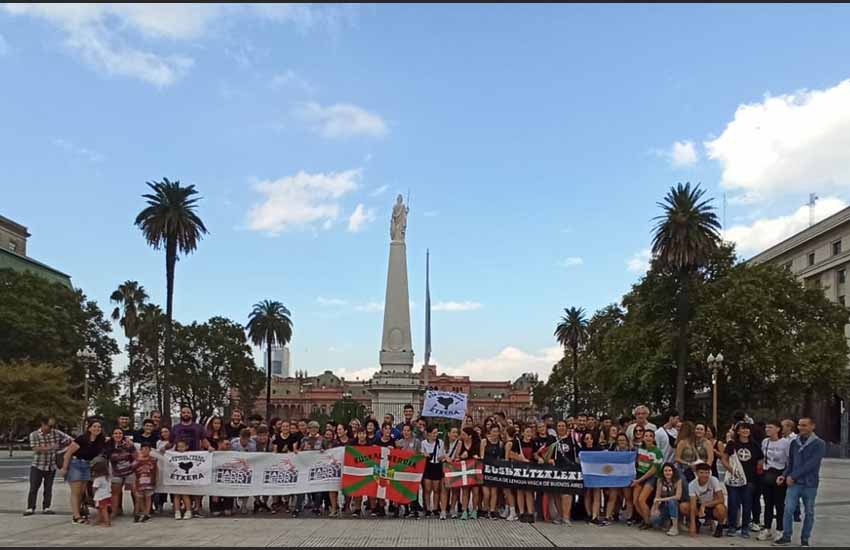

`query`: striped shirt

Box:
[29,428,72,471]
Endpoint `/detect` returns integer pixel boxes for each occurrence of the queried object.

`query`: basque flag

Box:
[579,451,636,488]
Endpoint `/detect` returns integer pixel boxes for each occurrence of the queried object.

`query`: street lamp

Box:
[76,348,96,432]
[707,352,724,430]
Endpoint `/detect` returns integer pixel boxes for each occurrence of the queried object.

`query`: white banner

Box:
[155,448,345,496]
[421,390,468,420]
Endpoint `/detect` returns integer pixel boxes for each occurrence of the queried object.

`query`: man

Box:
[572,413,588,444]
[383,413,401,439]
[542,414,557,437]
[252,426,273,513]
[626,405,657,441]
[397,405,415,431]
[224,409,247,440]
[117,415,133,441]
[171,407,208,451]
[150,410,162,430]
[134,419,159,448]
[248,414,264,435]
[655,409,681,463]
[299,422,329,516]
[685,462,726,538]
[586,414,598,433]
[599,415,613,438]
[24,416,71,516]
[230,428,257,515]
[774,418,826,547]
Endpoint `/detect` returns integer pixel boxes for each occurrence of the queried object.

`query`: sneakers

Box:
[740,529,750,539]
[141,514,150,523]
[175,510,182,520]
[440,511,447,520]
[23,509,34,516]
[801,540,809,547]
[773,538,792,546]
[43,508,55,515]
[750,522,762,532]
[667,525,679,536]
[461,511,468,520]
[499,507,509,519]
[184,510,193,520]
[351,510,360,518]
[726,528,738,537]
[450,512,458,520]
[758,529,775,541]
[507,511,519,521]
[550,517,564,525]
[713,523,724,537]
[134,515,141,523]
[489,511,499,520]
[470,510,477,520]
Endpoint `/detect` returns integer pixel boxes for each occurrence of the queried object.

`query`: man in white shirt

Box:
[654,409,680,464]
[626,405,657,442]
[686,462,727,538]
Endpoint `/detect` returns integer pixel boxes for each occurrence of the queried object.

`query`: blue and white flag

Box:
[579,451,636,488]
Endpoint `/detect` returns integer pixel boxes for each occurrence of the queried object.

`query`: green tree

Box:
[330,398,366,426]
[554,307,588,415]
[135,179,208,422]
[110,280,148,425]
[246,300,293,422]
[0,361,81,456]
[651,182,721,414]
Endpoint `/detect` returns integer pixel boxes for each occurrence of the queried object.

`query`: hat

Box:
[308,420,320,429]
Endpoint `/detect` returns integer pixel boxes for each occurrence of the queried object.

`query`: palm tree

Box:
[137,303,165,413]
[554,306,588,415]
[651,182,720,414]
[135,179,207,423]
[246,300,293,421]
[110,281,149,424]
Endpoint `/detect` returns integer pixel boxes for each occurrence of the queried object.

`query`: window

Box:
[834,240,843,256]
[8,241,17,253]
[840,270,847,284]
[808,252,815,266]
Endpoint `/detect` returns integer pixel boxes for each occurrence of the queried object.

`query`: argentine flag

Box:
[580,451,636,488]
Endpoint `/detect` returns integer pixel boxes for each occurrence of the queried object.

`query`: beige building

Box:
[749,205,850,447]
[0,215,30,256]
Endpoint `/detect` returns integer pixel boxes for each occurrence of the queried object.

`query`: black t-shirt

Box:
[352,440,371,447]
[724,439,764,483]
[72,434,105,461]
[375,436,395,448]
[134,431,159,448]
[533,434,555,455]
[554,436,579,466]
[224,422,247,440]
[273,433,300,453]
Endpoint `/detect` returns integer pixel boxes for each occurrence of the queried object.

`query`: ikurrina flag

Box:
[342,446,425,503]
[443,459,482,488]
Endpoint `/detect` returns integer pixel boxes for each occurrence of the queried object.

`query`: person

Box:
[550,419,579,525]
[206,416,226,450]
[60,419,106,525]
[327,424,350,516]
[383,413,401,439]
[248,414,264,435]
[542,414,557,437]
[171,407,208,452]
[721,421,763,538]
[299,421,329,516]
[273,420,300,453]
[153,426,172,513]
[91,459,112,527]
[604,433,634,524]
[455,427,480,520]
[396,404,416,432]
[442,426,462,519]
[681,462,725,537]
[229,428,257,515]
[150,410,162,430]
[171,439,194,520]
[104,427,138,518]
[116,415,132,439]
[674,421,701,489]
[252,426,274,514]
[480,424,504,520]
[781,419,798,441]
[509,425,536,523]
[375,422,396,448]
[774,417,826,547]
[25,416,71,516]
[599,416,613,438]
[572,413,588,444]
[630,424,646,448]
[651,463,682,536]
[693,423,716,471]
[580,431,604,525]
[501,425,520,521]
[396,423,421,452]
[632,429,663,530]
[626,405,657,442]
[224,409,247,440]
[532,420,556,521]
[759,420,790,542]
[655,410,680,464]
[132,441,157,523]
[421,425,447,519]
[349,427,371,517]
[365,419,379,444]
[134,419,159,449]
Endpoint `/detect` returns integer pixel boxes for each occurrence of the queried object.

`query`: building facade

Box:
[0,214,71,287]
[263,345,290,378]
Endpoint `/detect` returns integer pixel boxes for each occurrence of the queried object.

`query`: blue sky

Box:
[3,4,850,382]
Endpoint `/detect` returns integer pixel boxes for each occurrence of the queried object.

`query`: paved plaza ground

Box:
[1,453,848,547]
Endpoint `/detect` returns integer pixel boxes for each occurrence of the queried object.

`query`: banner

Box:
[482,458,583,493]
[156,448,344,496]
[580,450,636,488]
[342,445,425,503]
[443,459,482,488]
[421,390,468,420]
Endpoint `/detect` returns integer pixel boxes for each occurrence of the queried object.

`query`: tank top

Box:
[680,442,698,463]
[695,439,709,461]
[660,479,677,499]
[484,439,502,461]
[520,440,534,461]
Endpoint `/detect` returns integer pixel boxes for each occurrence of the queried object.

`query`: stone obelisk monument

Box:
[370,194,419,419]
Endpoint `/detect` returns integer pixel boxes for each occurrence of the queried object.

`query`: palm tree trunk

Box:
[163,238,177,427]
[571,346,579,416]
[266,343,272,422]
[675,269,690,415]
[128,340,135,428]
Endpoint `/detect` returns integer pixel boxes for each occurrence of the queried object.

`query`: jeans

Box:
[782,484,817,542]
[727,482,755,533]
[27,467,56,510]
[762,471,786,531]
[652,500,679,527]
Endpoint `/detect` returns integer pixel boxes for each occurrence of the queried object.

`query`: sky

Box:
[3,4,850,384]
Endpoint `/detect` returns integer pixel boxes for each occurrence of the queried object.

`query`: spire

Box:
[424,249,431,367]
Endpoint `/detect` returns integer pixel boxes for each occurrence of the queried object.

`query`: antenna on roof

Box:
[808,193,819,227]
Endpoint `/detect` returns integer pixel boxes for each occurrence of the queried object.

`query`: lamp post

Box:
[707,353,724,429]
[76,348,96,432]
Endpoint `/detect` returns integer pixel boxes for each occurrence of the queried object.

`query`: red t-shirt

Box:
[133,457,157,491]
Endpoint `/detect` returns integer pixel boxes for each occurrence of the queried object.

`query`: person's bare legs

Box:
[70,481,83,519]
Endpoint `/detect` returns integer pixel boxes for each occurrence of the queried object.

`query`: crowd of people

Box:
[24,403,826,546]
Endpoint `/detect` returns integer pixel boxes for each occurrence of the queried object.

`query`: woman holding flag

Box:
[444,427,462,519]
[604,433,635,524]
[421,425,447,519]
[550,419,579,525]
[454,427,480,520]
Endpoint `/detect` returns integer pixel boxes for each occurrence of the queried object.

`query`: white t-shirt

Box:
[762,437,791,471]
[93,476,111,502]
[655,426,679,463]
[689,476,725,506]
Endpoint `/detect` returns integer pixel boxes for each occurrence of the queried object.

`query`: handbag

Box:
[723,450,747,487]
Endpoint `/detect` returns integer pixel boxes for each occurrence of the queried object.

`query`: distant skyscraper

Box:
[264,345,290,378]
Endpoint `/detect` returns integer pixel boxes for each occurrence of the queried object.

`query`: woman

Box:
[507,425,536,523]
[394,424,421,518]
[603,433,634,524]
[205,416,225,451]
[456,427,480,520]
[501,425,520,521]
[153,426,172,514]
[349,428,371,517]
[606,426,620,451]
[60,419,105,524]
[652,463,683,536]
[721,422,763,538]
[632,429,662,530]
[325,424,350,517]
[758,420,789,541]
[550,420,579,525]
[693,423,715,470]
[365,419,379,445]
[444,426,462,519]
[533,420,556,521]
[631,425,646,448]
[674,421,701,484]
[103,427,138,518]
[421,425,447,519]
[480,424,503,520]
[705,424,723,478]
[580,431,605,525]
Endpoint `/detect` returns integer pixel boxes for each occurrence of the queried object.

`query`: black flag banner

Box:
[482,458,584,493]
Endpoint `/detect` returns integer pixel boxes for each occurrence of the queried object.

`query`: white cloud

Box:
[370,184,389,197]
[52,138,104,163]
[334,365,379,382]
[295,101,388,139]
[316,296,347,307]
[355,301,383,313]
[347,203,376,232]
[270,69,313,93]
[443,346,563,382]
[246,169,361,234]
[669,140,699,167]
[432,301,482,312]
[705,79,850,198]
[627,249,652,274]
[726,196,847,257]
[559,257,584,268]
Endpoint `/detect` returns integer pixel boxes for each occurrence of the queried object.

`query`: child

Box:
[172,439,193,520]
[91,459,111,527]
[133,442,158,523]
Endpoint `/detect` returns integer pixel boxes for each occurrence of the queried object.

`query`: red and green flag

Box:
[443,459,482,488]
[342,445,425,504]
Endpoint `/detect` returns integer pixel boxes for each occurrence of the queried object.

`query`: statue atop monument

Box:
[390,194,408,242]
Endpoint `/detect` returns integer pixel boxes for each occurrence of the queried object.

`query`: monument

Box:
[370,194,420,418]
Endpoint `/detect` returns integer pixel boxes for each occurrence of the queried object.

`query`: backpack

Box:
[723,448,747,487]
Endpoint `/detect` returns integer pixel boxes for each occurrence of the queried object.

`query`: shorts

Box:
[67,458,91,482]
[111,474,136,487]
[638,476,656,488]
[424,462,444,481]
[96,497,112,509]
[702,506,718,522]
[135,488,154,498]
